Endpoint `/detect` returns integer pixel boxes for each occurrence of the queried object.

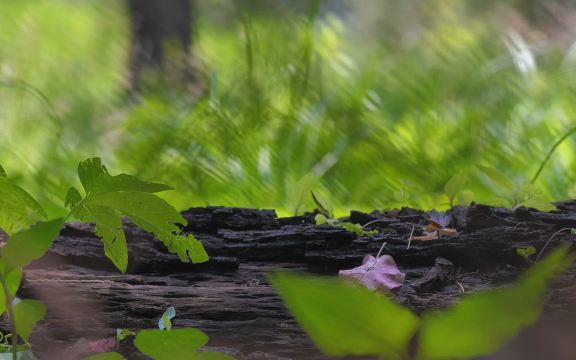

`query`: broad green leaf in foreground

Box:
[1,218,63,274]
[416,244,574,360]
[68,158,208,273]
[0,167,47,235]
[13,299,46,343]
[81,352,126,360]
[289,172,314,216]
[444,173,467,206]
[269,271,419,358]
[477,166,515,193]
[134,329,209,360]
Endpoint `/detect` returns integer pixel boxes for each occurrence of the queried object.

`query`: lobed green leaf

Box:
[70,158,208,272]
[78,158,108,195]
[0,179,47,235]
[65,187,83,209]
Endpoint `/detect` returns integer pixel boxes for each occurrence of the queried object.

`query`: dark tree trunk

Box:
[128,0,194,94]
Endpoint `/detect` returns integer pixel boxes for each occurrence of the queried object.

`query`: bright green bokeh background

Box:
[2,0,576,219]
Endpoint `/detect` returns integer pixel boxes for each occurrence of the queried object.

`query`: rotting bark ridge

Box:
[9,203,576,360]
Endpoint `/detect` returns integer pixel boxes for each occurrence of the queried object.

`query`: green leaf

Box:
[0,178,47,235]
[92,173,173,195]
[444,173,467,205]
[459,190,475,206]
[78,158,173,196]
[195,352,237,360]
[90,205,127,273]
[288,172,314,216]
[1,219,63,274]
[78,158,108,195]
[477,166,515,193]
[65,187,83,209]
[116,328,136,343]
[13,299,46,343]
[163,313,171,331]
[269,271,419,357]
[520,181,534,195]
[134,329,209,360]
[71,159,209,272]
[401,178,415,188]
[517,247,535,258]
[516,196,556,212]
[159,307,175,330]
[416,244,573,360]
[311,191,333,218]
[484,198,511,209]
[393,191,404,203]
[81,352,126,360]
[315,214,328,225]
[336,222,376,236]
[0,165,6,178]
[0,268,22,315]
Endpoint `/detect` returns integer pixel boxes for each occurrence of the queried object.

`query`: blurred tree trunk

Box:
[128,0,197,96]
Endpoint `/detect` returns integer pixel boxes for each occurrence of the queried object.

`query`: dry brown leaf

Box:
[410,228,458,241]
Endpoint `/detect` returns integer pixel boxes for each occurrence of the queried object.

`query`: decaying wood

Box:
[5,203,576,359]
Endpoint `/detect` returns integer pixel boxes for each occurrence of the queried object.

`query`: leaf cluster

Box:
[477,166,555,211]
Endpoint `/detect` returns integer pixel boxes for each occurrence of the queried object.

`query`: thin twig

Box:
[536,227,572,262]
[407,224,415,249]
[376,242,387,259]
[361,219,389,231]
[456,282,466,293]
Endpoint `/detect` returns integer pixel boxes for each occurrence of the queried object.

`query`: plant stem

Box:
[536,228,572,262]
[532,125,576,184]
[0,272,18,360]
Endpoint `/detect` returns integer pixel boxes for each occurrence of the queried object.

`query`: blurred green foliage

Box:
[2,0,576,219]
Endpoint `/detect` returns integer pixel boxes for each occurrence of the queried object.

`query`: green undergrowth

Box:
[2,1,576,217]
